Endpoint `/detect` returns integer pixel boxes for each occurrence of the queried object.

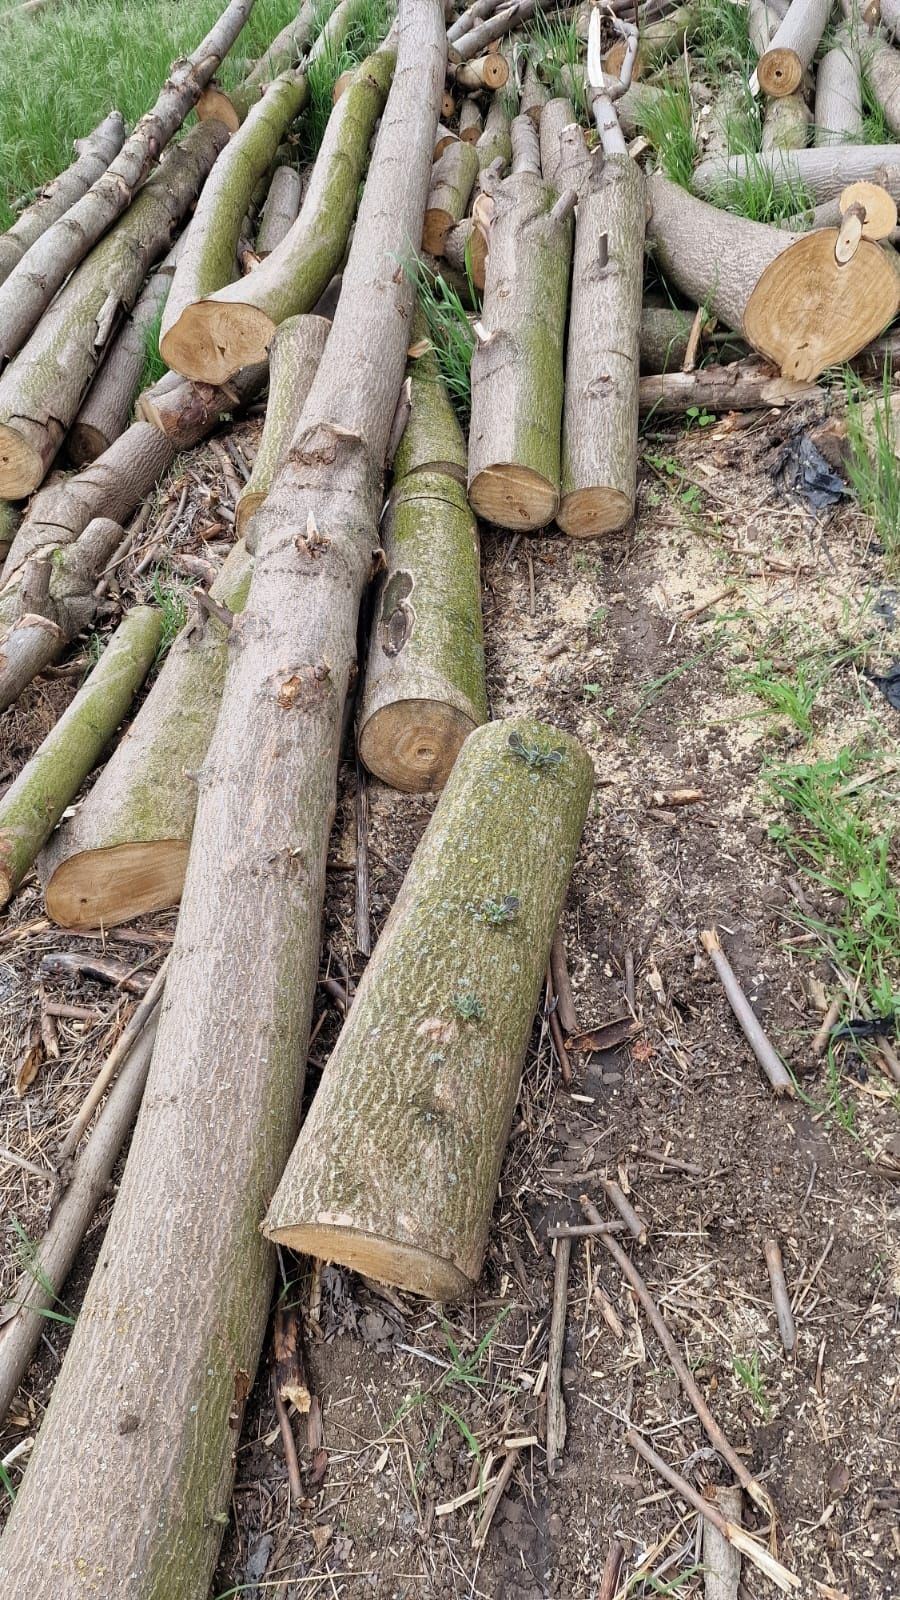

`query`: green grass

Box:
[861,70,892,145]
[696,0,755,76]
[149,571,189,656]
[737,654,824,739]
[526,10,587,122]
[706,155,814,225]
[413,269,476,424]
[139,309,168,394]
[732,1351,771,1419]
[641,82,696,189]
[8,1216,75,1327]
[842,367,900,573]
[0,0,302,230]
[301,0,394,157]
[390,1309,512,1484]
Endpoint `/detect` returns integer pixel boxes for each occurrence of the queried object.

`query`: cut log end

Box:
[468,464,559,531]
[757,48,803,99]
[358,699,477,792]
[67,421,110,469]
[422,208,457,256]
[840,182,897,240]
[196,85,242,133]
[235,489,264,539]
[744,230,900,381]
[0,424,44,500]
[264,1219,473,1301]
[44,840,191,929]
[557,485,633,539]
[159,299,275,384]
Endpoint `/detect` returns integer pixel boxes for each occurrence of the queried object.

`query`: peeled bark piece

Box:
[756,0,831,98]
[236,315,330,539]
[638,358,822,413]
[0,122,228,501]
[256,165,304,254]
[0,0,255,367]
[693,143,900,203]
[762,93,811,151]
[454,53,509,90]
[743,230,900,380]
[41,544,252,929]
[476,94,513,169]
[815,31,863,145]
[423,140,479,252]
[198,0,324,128]
[458,97,483,142]
[559,154,644,539]
[0,607,161,908]
[0,4,446,1593]
[175,50,393,384]
[264,716,593,1300]
[0,112,126,288]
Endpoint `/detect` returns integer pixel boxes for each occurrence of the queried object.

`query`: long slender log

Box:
[0,112,126,288]
[0,7,446,1595]
[160,72,309,379]
[692,143,900,203]
[0,122,228,501]
[0,0,255,368]
[448,0,502,43]
[423,140,479,253]
[236,315,331,539]
[761,93,811,151]
[558,151,644,539]
[198,0,325,128]
[638,358,822,414]
[256,165,304,254]
[393,317,468,482]
[815,28,863,146]
[755,0,830,98]
[453,0,535,59]
[169,49,394,384]
[0,607,161,908]
[266,718,591,1296]
[520,61,549,126]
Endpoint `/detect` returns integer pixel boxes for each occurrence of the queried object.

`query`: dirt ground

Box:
[1,395,898,1599]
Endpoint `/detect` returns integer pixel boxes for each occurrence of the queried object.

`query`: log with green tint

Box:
[197,0,327,129]
[264,716,593,1300]
[236,316,330,540]
[160,72,309,381]
[0,607,161,908]
[40,546,251,928]
[392,316,468,483]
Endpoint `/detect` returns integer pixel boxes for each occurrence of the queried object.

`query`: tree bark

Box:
[756,0,830,97]
[236,315,331,539]
[476,93,513,169]
[558,153,644,539]
[692,143,900,203]
[748,0,790,58]
[40,544,252,929]
[0,0,255,367]
[0,122,228,501]
[423,139,479,253]
[393,316,468,482]
[168,49,394,384]
[160,73,309,380]
[264,716,593,1300]
[761,93,811,150]
[0,607,161,908]
[198,0,324,128]
[539,97,578,188]
[256,164,304,254]
[815,29,862,146]
[0,5,446,1594]
[453,0,535,59]
[448,0,502,44]
[638,357,822,413]
[453,53,509,90]
[0,112,126,288]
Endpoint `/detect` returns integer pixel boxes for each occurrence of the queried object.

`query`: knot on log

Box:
[275,662,331,710]
[380,570,414,656]
[294,513,331,560]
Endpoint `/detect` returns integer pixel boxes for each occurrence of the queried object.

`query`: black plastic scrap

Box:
[866,660,900,711]
[772,432,848,511]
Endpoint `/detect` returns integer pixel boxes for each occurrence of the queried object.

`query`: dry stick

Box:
[599,1176,648,1244]
[355,760,372,958]
[546,1221,626,1239]
[273,1387,304,1500]
[702,1484,744,1600]
[811,994,842,1058]
[273,1300,311,1412]
[763,1238,796,1354]
[546,1237,570,1476]
[57,957,170,1165]
[547,978,572,1086]
[625,1429,799,1593]
[700,929,796,1097]
[597,1538,625,1600]
[549,928,578,1035]
[472,1447,520,1548]
[580,1197,776,1520]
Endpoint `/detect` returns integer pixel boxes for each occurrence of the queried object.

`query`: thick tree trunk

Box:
[815,29,862,145]
[169,50,393,384]
[558,153,644,539]
[640,306,708,373]
[198,0,324,128]
[762,93,811,150]
[0,122,227,500]
[638,358,822,413]
[476,93,513,169]
[264,716,593,1300]
[160,73,309,380]
[256,164,304,254]
[0,112,126,288]
[40,544,252,928]
[0,0,255,367]
[458,96,483,142]
[236,315,331,539]
[0,6,446,1596]
[468,117,573,530]
[756,0,830,97]
[692,143,900,203]
[423,139,479,252]
[0,607,161,908]
[453,53,509,90]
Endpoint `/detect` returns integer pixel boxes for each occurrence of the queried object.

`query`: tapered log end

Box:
[195,85,241,133]
[757,48,803,98]
[263,1220,474,1302]
[557,486,633,539]
[43,841,191,928]
[68,422,110,469]
[359,700,477,792]
[160,300,275,384]
[744,231,900,382]
[235,489,264,539]
[468,465,559,531]
[0,424,45,500]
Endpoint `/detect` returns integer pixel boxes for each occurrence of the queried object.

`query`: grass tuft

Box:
[526,10,587,122]
[842,366,900,573]
[150,571,189,656]
[706,155,814,225]
[641,82,696,188]
[301,0,394,157]
[140,308,168,394]
[413,268,476,424]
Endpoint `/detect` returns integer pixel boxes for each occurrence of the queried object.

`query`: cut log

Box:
[0,5,446,1594]
[756,0,831,98]
[256,165,304,254]
[453,0,535,60]
[743,229,900,380]
[638,358,822,413]
[453,53,509,90]
[640,306,703,374]
[459,97,483,141]
[815,29,863,145]
[840,180,898,236]
[748,0,790,58]
[762,93,811,150]
[467,117,574,530]
[435,123,460,156]
[442,216,490,289]
[160,73,309,381]
[264,716,593,1299]
[198,0,324,128]
[692,144,900,203]
[423,139,479,253]
[0,607,161,908]
[520,61,549,125]
[135,360,268,440]
[167,49,394,384]
[236,315,331,539]
[0,0,255,367]
[0,122,227,501]
[558,152,644,539]
[0,112,126,288]
[392,316,469,481]
[448,0,503,44]
[40,544,252,929]
[476,93,513,169]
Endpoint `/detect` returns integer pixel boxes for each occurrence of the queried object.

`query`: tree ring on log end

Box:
[264,1220,473,1301]
[196,86,242,133]
[468,464,559,531]
[44,840,191,929]
[757,48,803,99]
[0,425,44,500]
[557,485,633,539]
[839,182,898,240]
[235,489,264,539]
[160,299,275,384]
[358,699,476,792]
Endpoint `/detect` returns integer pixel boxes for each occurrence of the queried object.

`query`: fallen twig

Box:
[598,1537,625,1600]
[550,928,579,1035]
[546,1237,570,1476]
[811,995,842,1059]
[472,1446,519,1548]
[599,1175,648,1245]
[547,1220,625,1239]
[273,1386,303,1502]
[57,955,169,1164]
[700,928,796,1097]
[764,1238,796,1354]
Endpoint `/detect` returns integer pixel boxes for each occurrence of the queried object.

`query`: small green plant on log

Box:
[452,990,485,1020]
[471,893,520,925]
[507,729,563,771]
[149,572,189,657]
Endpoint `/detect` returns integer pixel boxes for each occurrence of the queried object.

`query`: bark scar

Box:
[380,571,414,656]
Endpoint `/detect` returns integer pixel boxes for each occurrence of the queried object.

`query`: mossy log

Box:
[423,140,480,253]
[393,316,468,482]
[815,29,862,146]
[0,7,447,1593]
[476,94,513,169]
[0,0,254,367]
[761,93,811,151]
[256,165,304,254]
[264,716,593,1300]
[236,315,330,540]
[160,73,309,381]
[40,544,252,928]
[0,123,227,501]
[692,144,900,204]
[755,0,830,97]
[638,357,822,413]
[453,53,509,91]
[0,607,161,908]
[458,97,483,142]
[558,153,644,539]
[0,112,126,288]
[467,119,574,531]
[198,0,324,128]
[167,50,393,384]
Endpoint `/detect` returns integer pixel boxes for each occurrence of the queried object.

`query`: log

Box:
[748,0,790,57]
[442,216,490,289]
[453,0,535,59]
[0,0,255,368]
[539,97,578,188]
[256,164,304,254]
[40,544,252,929]
[558,152,644,539]
[453,53,509,90]
[235,315,331,539]
[0,501,18,566]
[702,85,758,160]
[815,29,863,146]
[134,360,268,440]
[0,112,126,288]
[692,143,900,203]
[761,93,811,151]
[467,117,574,530]
[264,717,593,1299]
[605,2,698,77]
[756,0,831,98]
[0,122,228,501]
[0,5,446,1593]
[167,49,394,383]
[435,123,460,156]
[197,0,324,128]
[639,306,702,373]
[0,607,161,908]
[393,317,469,482]
[520,61,549,126]
[423,139,479,253]
[458,96,483,142]
[476,93,513,169]
[448,0,502,43]
[638,358,822,413]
